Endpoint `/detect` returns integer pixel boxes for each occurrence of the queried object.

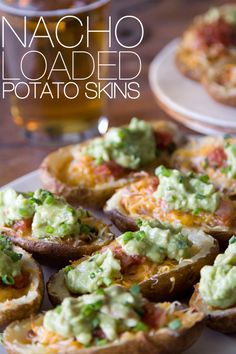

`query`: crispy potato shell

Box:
[0,246,44,327]
[39,121,185,208]
[190,284,236,333]
[3,309,204,354]
[2,224,114,266]
[47,228,219,305]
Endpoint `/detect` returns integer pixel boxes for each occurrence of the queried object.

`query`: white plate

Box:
[149,39,236,132]
[1,171,236,353]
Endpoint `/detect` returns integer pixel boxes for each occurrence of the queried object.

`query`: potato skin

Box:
[4,228,114,266]
[202,62,236,107]
[47,230,219,305]
[190,284,236,333]
[3,312,204,354]
[0,247,44,327]
[39,121,185,208]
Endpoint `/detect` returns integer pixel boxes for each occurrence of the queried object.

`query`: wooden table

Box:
[0,0,230,186]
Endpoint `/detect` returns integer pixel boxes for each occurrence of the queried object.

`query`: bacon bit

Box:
[142,303,167,329]
[13,272,30,289]
[93,328,106,339]
[215,199,235,225]
[13,218,32,232]
[113,246,145,273]
[94,161,127,179]
[27,329,36,340]
[207,147,227,168]
[196,18,236,48]
[154,131,173,150]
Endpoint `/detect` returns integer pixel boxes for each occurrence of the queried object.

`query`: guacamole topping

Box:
[65,249,121,294]
[223,142,236,178]
[43,285,146,346]
[199,238,236,309]
[155,166,220,214]
[0,189,34,226]
[0,236,22,285]
[204,6,236,25]
[0,188,95,240]
[64,220,192,295]
[117,221,192,263]
[83,118,157,169]
[31,190,81,239]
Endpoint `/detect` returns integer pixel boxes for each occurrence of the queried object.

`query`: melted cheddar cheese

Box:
[120,176,230,228]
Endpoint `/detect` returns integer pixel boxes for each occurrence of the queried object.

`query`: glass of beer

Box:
[0,0,111,145]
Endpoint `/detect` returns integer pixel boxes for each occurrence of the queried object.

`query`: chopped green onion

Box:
[45,225,54,234]
[199,175,209,183]
[155,165,171,177]
[95,339,108,346]
[229,236,236,245]
[122,232,134,244]
[64,265,74,274]
[103,277,112,286]
[133,322,148,332]
[2,274,14,285]
[130,284,140,296]
[168,319,181,330]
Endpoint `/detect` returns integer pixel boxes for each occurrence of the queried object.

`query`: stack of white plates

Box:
[149,39,236,135]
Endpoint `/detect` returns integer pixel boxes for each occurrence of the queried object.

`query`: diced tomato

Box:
[207,147,227,168]
[113,246,145,273]
[13,218,32,232]
[147,178,159,194]
[13,272,30,289]
[197,18,236,48]
[142,303,167,329]
[154,131,173,150]
[94,161,126,179]
[215,199,235,225]
[93,328,106,339]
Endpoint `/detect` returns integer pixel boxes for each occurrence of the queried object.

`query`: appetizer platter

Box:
[149,4,236,135]
[1,118,236,354]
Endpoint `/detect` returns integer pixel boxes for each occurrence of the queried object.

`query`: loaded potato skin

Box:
[176,4,236,82]
[0,236,43,327]
[3,285,205,354]
[40,119,185,208]
[0,188,114,265]
[190,237,236,333]
[47,221,219,305]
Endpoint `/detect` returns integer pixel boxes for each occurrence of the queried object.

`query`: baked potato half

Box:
[3,285,205,354]
[176,4,236,82]
[47,222,218,305]
[171,136,236,198]
[104,167,236,247]
[0,238,43,327]
[40,119,185,208]
[190,238,236,333]
[0,189,114,265]
[203,57,236,106]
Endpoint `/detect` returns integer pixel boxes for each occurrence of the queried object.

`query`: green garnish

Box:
[130,284,140,296]
[133,322,148,332]
[45,225,54,234]
[168,319,181,330]
[103,277,113,286]
[95,339,108,346]
[155,165,171,177]
[2,274,14,285]
[229,236,236,245]
[64,265,74,274]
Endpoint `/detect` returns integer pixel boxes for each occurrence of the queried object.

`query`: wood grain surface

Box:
[0,0,231,186]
